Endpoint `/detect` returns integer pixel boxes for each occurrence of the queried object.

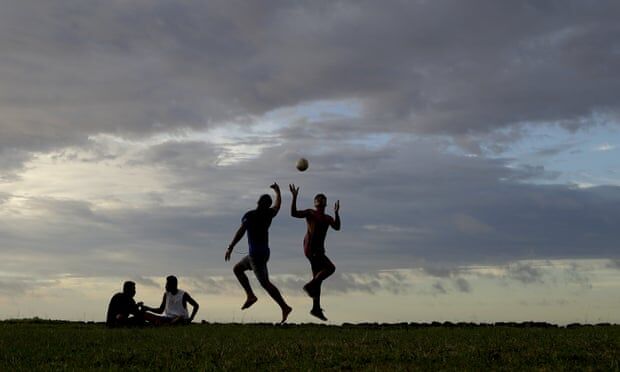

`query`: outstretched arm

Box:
[142,293,166,314]
[331,200,341,230]
[226,224,247,261]
[270,182,281,215]
[289,184,307,218]
[184,293,199,322]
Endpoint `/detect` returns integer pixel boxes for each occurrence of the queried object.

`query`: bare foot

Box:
[280,305,292,324]
[310,308,328,321]
[241,296,258,310]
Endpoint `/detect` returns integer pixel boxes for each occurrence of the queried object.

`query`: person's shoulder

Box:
[109,292,125,304]
[242,210,254,221]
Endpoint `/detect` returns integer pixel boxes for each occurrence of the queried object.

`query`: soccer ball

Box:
[296,158,309,172]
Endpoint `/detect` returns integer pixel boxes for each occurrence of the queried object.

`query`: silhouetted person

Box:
[290,184,340,321]
[142,275,199,324]
[106,281,145,327]
[226,183,292,323]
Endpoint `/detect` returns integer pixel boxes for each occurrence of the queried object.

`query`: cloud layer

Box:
[2,0,620,155]
[1,1,620,321]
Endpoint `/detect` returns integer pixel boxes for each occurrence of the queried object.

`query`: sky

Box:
[1,0,619,324]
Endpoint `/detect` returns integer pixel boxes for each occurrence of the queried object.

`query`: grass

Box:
[0,320,619,371]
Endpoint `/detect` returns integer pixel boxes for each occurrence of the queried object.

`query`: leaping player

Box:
[289,184,340,321]
[226,183,292,324]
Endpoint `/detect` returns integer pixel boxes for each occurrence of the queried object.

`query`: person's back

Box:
[106,292,128,326]
[165,289,189,319]
[225,183,292,323]
[106,281,142,327]
[243,207,277,258]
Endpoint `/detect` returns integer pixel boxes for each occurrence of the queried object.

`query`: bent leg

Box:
[313,255,336,283]
[308,255,336,314]
[234,256,257,309]
[253,258,292,322]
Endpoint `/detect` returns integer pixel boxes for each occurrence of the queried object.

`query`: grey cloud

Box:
[506,263,545,284]
[0,277,59,296]
[2,0,620,158]
[453,278,472,293]
[0,149,32,181]
[182,271,412,296]
[562,264,592,290]
[607,259,620,270]
[432,281,447,295]
[1,134,619,281]
[131,276,161,289]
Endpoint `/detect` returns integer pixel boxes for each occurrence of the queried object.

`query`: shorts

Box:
[238,255,270,284]
[308,253,335,274]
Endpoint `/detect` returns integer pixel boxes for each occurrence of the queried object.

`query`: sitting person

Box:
[106,281,145,327]
[142,275,199,324]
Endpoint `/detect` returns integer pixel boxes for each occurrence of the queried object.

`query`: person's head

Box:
[165,275,178,292]
[314,193,327,209]
[122,281,136,298]
[257,194,272,210]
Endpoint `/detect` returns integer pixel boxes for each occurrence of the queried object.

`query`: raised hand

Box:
[335,200,340,213]
[289,184,299,197]
[270,182,280,193]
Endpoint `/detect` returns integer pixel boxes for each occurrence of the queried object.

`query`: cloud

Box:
[453,278,472,293]
[607,259,620,270]
[431,281,447,295]
[2,0,620,158]
[595,143,616,152]
[506,263,545,284]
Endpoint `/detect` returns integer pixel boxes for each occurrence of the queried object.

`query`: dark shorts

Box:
[237,255,270,284]
[308,253,335,274]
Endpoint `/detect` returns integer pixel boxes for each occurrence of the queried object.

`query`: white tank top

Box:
[165,290,189,318]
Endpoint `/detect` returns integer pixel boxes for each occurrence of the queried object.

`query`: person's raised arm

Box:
[226,224,247,261]
[270,182,281,215]
[289,184,307,218]
[331,200,341,230]
[184,292,199,322]
[142,293,166,314]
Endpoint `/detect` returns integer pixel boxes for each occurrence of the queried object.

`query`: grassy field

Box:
[0,320,619,371]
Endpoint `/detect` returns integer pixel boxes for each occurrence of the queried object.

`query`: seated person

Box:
[106,281,145,327]
[142,275,199,324]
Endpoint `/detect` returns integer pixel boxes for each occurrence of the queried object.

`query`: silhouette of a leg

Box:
[307,256,335,321]
[307,256,336,300]
[258,277,292,323]
[234,259,257,309]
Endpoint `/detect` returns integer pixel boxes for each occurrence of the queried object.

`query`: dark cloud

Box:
[432,281,447,295]
[2,0,620,157]
[1,1,619,298]
[453,278,472,293]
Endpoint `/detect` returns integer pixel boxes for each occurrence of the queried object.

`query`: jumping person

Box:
[289,184,340,321]
[225,183,292,323]
[142,275,199,324]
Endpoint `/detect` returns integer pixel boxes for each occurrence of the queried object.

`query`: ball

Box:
[296,157,309,172]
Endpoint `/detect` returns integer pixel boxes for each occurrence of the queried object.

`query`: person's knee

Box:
[258,277,272,289]
[233,263,245,275]
[327,262,336,276]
